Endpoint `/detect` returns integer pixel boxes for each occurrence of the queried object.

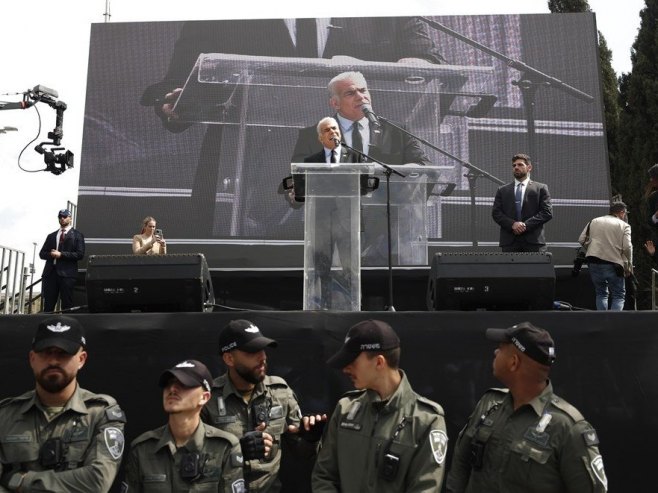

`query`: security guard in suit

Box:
[0,316,126,492]
[123,359,245,493]
[446,322,608,493]
[312,319,448,492]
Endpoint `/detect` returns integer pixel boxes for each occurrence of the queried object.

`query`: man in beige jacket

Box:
[579,201,632,310]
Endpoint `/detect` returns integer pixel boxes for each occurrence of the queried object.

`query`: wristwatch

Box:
[7,472,25,491]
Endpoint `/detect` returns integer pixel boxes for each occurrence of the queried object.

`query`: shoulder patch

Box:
[429,429,448,465]
[582,428,600,446]
[105,404,127,423]
[104,426,125,460]
[549,396,585,423]
[231,478,246,493]
[230,452,244,468]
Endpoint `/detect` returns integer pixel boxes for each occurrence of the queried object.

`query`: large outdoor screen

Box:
[78,14,609,269]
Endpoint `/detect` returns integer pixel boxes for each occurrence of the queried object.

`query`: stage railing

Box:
[0,245,27,314]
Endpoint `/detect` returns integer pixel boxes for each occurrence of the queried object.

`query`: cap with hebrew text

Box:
[486,321,556,366]
[327,319,400,369]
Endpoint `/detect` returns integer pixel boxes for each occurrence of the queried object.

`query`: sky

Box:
[0,0,646,280]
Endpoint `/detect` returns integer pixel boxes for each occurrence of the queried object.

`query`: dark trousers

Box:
[42,274,76,312]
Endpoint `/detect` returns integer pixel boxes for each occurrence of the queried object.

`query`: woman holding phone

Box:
[132,216,167,255]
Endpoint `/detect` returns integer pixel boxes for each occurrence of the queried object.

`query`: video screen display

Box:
[77,14,609,269]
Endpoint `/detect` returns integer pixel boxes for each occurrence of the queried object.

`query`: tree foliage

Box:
[618,0,658,307]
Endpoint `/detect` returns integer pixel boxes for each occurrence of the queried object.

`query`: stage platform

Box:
[0,310,655,491]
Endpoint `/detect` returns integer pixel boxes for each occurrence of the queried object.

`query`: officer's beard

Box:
[234,361,267,385]
[36,366,75,394]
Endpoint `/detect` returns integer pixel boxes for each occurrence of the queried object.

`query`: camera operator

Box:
[578,202,632,311]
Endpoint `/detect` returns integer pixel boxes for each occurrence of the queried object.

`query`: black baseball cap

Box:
[32,316,86,354]
[327,319,400,369]
[159,359,212,392]
[218,319,277,354]
[58,209,72,218]
[486,321,556,366]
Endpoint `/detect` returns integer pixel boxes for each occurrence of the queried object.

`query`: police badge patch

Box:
[104,427,125,460]
[232,479,246,493]
[429,430,448,465]
[591,455,608,491]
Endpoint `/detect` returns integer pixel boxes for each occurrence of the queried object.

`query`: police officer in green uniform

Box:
[446,321,608,493]
[313,319,448,492]
[0,315,126,492]
[123,359,245,493]
[201,320,325,493]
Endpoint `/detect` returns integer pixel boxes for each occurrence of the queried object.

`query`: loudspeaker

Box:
[86,254,214,313]
[427,252,555,311]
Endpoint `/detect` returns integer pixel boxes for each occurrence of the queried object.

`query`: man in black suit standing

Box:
[299,117,364,309]
[39,209,85,312]
[492,153,552,252]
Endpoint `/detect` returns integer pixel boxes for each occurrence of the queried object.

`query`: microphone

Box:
[361,104,381,127]
[331,136,340,147]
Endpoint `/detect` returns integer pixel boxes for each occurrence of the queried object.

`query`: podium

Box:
[362,164,451,266]
[291,162,375,311]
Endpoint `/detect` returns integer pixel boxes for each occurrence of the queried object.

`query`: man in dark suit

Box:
[141,17,443,238]
[39,209,85,312]
[492,153,553,252]
[300,117,364,309]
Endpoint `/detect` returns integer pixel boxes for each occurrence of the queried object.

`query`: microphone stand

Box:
[377,116,505,247]
[419,16,594,176]
[339,138,404,311]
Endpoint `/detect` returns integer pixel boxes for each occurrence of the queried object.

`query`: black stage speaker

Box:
[86,254,214,313]
[427,252,555,311]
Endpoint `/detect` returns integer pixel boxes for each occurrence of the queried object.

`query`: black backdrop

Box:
[0,311,655,491]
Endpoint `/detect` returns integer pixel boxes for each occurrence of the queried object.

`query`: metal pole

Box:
[103,0,111,23]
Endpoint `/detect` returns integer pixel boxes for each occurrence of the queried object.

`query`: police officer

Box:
[312,319,448,492]
[0,315,126,492]
[201,319,325,492]
[123,359,245,492]
[446,321,608,493]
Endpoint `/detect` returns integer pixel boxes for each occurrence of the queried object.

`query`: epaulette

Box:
[485,387,509,397]
[211,374,228,389]
[130,427,164,447]
[84,392,118,407]
[264,375,289,388]
[549,395,585,423]
[416,395,445,416]
[205,425,240,446]
[0,390,34,408]
[341,389,367,401]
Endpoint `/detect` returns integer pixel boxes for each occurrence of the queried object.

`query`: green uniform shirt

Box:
[312,370,448,493]
[446,382,608,493]
[201,374,303,493]
[0,385,126,493]
[123,421,245,493]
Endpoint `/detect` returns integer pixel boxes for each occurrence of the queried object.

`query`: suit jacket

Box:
[292,118,430,166]
[293,147,365,201]
[579,214,632,272]
[141,16,444,106]
[492,180,553,247]
[39,228,85,278]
